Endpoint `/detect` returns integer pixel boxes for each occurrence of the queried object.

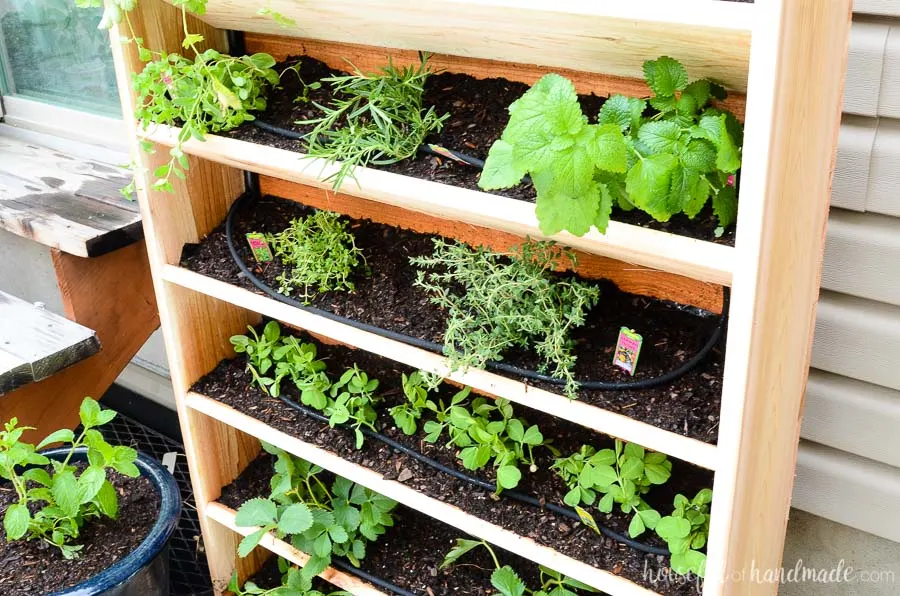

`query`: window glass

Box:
[0,0,121,116]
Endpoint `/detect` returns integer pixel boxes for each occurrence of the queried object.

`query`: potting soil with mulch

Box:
[221,454,555,596]
[193,324,711,596]
[225,57,737,246]
[0,464,159,596]
[181,195,724,443]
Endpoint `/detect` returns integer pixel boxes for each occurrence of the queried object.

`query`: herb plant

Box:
[441,538,597,596]
[480,56,742,237]
[236,445,397,589]
[552,441,671,537]
[231,321,287,394]
[324,366,381,449]
[228,557,348,596]
[411,238,600,399]
[299,55,448,188]
[267,211,366,303]
[0,397,139,559]
[388,371,433,435]
[655,488,712,578]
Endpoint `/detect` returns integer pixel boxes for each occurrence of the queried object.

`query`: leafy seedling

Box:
[656,488,712,578]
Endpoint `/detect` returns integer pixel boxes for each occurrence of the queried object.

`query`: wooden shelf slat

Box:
[145,126,735,287]
[205,502,388,596]
[173,0,752,91]
[189,392,662,596]
[162,265,720,471]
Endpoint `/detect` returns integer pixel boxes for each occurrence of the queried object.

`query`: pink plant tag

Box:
[613,327,643,376]
[246,233,273,263]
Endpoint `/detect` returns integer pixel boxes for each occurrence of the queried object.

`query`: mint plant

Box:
[655,488,712,578]
[267,211,366,303]
[411,238,600,399]
[236,445,397,590]
[480,56,742,237]
[441,538,597,596]
[552,441,671,537]
[0,397,139,559]
[300,55,449,188]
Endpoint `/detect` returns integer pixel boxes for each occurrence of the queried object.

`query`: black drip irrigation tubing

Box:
[277,394,670,557]
[329,557,418,596]
[226,188,728,391]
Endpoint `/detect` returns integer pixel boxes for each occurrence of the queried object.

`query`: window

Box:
[0,1,121,117]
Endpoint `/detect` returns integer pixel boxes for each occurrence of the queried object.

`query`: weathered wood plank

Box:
[0,135,142,257]
[0,290,100,394]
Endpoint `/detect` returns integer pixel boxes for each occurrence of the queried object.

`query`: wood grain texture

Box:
[187,391,659,596]
[206,502,388,595]
[245,34,747,120]
[163,265,720,471]
[145,126,736,287]
[0,290,99,393]
[0,241,158,441]
[705,0,853,593]
[180,0,752,91]
[0,135,141,257]
[259,176,725,313]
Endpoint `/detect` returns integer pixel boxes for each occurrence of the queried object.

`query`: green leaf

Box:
[250,53,277,70]
[563,487,582,508]
[51,470,80,517]
[278,503,313,534]
[589,464,618,488]
[638,508,661,530]
[95,480,118,517]
[587,124,627,173]
[712,184,738,228]
[313,533,332,558]
[696,114,741,172]
[441,538,485,569]
[656,516,691,541]
[497,465,522,490]
[619,457,644,481]
[36,429,75,450]
[684,79,711,109]
[672,550,707,578]
[182,33,205,48]
[597,492,615,514]
[328,524,349,543]
[22,468,51,487]
[533,171,599,237]
[4,503,30,541]
[77,466,107,504]
[597,95,645,132]
[95,409,117,426]
[593,182,614,234]
[628,513,646,537]
[491,566,527,596]
[680,139,717,173]
[238,528,269,558]
[625,153,678,221]
[235,498,277,528]
[643,56,688,96]
[521,425,543,446]
[79,397,102,428]
[644,462,672,485]
[637,121,681,154]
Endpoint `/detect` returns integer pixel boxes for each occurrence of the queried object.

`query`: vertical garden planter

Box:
[108,0,853,594]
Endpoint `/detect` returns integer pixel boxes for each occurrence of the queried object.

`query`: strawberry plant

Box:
[411,238,600,399]
[0,397,139,559]
[267,211,366,303]
[552,440,671,537]
[228,557,349,596]
[480,56,742,237]
[441,538,598,596]
[236,445,397,589]
[655,488,712,578]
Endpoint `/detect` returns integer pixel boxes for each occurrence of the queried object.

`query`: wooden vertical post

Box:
[705,0,852,593]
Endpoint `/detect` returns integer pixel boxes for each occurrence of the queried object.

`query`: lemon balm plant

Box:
[0,397,139,559]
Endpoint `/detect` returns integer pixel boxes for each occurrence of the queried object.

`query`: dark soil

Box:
[195,329,711,595]
[221,454,552,596]
[181,195,724,443]
[227,57,736,246]
[0,464,160,596]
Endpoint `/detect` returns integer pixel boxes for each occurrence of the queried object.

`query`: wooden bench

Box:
[0,130,159,439]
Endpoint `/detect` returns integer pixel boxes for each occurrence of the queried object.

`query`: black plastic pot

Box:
[35,447,182,596]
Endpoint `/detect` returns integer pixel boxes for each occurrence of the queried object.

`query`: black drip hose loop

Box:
[226,189,728,391]
[329,557,418,596]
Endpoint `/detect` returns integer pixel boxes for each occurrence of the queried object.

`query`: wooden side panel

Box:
[245,34,747,120]
[259,176,725,313]
[705,1,853,594]
[179,0,752,91]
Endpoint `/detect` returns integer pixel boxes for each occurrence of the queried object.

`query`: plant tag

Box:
[613,327,643,376]
[246,233,273,263]
[574,505,601,535]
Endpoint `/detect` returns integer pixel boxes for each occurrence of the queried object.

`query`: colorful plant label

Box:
[246,233,273,263]
[613,327,643,376]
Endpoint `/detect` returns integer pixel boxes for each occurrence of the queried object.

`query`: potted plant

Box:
[0,397,181,595]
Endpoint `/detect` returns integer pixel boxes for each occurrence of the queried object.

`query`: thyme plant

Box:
[267,211,366,303]
[411,239,600,398]
[299,55,448,188]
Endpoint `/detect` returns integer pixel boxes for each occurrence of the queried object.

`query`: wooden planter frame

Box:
[109,1,852,594]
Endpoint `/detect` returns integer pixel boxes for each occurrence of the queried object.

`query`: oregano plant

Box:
[0,397,139,559]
